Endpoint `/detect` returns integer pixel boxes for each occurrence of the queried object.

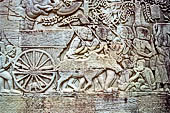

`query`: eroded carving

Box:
[0,42,22,94]
[1,0,170,95]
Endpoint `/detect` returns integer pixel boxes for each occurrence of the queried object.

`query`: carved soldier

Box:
[0,42,21,94]
[153,44,170,91]
[132,27,156,69]
[133,27,154,58]
[127,60,156,92]
[64,27,99,59]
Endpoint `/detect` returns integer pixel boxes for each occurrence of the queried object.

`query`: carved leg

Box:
[78,78,85,92]
[0,77,5,92]
[0,71,21,94]
[57,75,72,91]
[97,72,106,91]
[105,70,116,90]
[125,82,136,91]
[67,78,78,91]
[82,76,92,92]
[0,71,12,90]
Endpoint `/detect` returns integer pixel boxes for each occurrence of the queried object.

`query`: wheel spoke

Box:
[18,58,30,69]
[39,65,54,70]
[38,74,52,79]
[25,53,33,67]
[15,68,29,72]
[32,50,35,67]
[13,71,29,74]
[37,58,50,69]
[16,74,30,82]
[34,76,43,90]
[37,75,48,85]
[22,75,32,88]
[35,53,44,67]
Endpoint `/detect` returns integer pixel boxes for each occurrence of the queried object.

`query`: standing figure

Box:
[153,45,169,91]
[0,42,21,94]
[133,27,155,59]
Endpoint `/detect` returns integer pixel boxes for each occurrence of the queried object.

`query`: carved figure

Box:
[64,27,99,59]
[153,44,169,91]
[22,0,60,19]
[0,42,21,94]
[132,27,155,63]
[127,60,156,92]
[3,0,170,95]
[28,81,45,92]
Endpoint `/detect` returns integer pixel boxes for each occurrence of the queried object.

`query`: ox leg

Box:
[82,77,92,92]
[57,75,72,91]
[97,71,106,91]
[105,70,116,90]
[67,78,78,91]
[78,78,85,92]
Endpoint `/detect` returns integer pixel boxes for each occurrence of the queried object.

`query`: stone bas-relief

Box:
[0,41,22,94]
[0,0,170,112]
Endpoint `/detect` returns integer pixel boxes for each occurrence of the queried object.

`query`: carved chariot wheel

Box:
[13,49,56,93]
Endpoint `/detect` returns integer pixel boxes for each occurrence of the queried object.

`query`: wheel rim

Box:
[13,49,55,93]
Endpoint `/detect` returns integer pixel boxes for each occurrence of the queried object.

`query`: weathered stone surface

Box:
[0,94,169,113]
[0,0,170,112]
[20,30,74,47]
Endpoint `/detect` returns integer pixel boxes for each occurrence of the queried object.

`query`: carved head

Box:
[78,27,93,41]
[136,59,145,71]
[117,26,131,39]
[110,37,124,52]
[5,45,16,58]
[137,27,150,40]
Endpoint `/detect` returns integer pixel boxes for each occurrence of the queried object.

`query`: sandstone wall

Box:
[0,0,170,112]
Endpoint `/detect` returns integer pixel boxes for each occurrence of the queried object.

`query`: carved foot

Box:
[10,89,22,94]
[62,88,74,93]
[0,89,10,93]
[45,88,57,94]
[105,87,118,93]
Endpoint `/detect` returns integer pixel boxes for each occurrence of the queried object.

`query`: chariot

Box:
[12,30,74,93]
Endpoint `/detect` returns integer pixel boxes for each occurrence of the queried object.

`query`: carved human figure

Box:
[0,42,21,94]
[64,27,99,59]
[153,45,169,91]
[94,27,113,55]
[118,69,132,91]
[126,60,156,92]
[132,27,156,69]
[133,27,155,59]
[107,26,133,63]
[100,41,123,92]
[62,29,119,92]
[117,26,134,55]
